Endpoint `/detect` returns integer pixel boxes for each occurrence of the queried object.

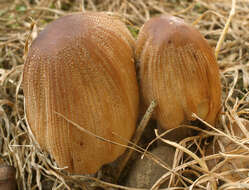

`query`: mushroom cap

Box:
[136,14,221,129]
[23,12,139,174]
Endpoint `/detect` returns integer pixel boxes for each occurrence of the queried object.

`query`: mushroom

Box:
[136,14,221,130]
[23,12,139,174]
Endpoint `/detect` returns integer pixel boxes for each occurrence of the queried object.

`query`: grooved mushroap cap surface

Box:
[23,12,139,174]
[136,14,221,129]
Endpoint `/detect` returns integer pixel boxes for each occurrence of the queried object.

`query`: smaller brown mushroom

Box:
[136,14,221,131]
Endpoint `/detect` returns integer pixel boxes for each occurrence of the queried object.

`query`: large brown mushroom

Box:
[136,14,221,130]
[23,12,139,174]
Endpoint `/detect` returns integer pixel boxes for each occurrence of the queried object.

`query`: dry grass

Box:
[0,0,249,189]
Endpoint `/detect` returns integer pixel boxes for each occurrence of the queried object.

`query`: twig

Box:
[55,112,140,153]
[23,18,36,60]
[80,0,85,12]
[215,0,236,58]
[115,100,157,181]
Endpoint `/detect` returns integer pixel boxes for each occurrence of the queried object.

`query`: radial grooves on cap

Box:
[136,15,221,129]
[23,12,139,174]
